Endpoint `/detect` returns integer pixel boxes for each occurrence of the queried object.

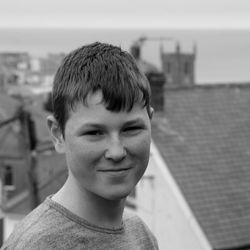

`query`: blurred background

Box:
[0,1,250,249]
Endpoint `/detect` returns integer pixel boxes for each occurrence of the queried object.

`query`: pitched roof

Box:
[0,94,22,157]
[6,153,67,215]
[0,93,21,121]
[0,95,67,214]
[0,94,52,158]
[136,59,159,74]
[152,84,250,250]
[27,104,52,144]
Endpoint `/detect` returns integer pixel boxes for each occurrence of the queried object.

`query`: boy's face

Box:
[51,91,152,201]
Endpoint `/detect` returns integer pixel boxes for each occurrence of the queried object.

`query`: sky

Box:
[0,0,250,29]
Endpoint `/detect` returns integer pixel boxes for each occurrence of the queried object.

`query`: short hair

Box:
[52,42,151,134]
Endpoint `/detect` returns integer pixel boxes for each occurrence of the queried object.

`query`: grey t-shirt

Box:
[1,196,158,249]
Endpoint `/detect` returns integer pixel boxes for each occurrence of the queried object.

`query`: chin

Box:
[102,188,132,201]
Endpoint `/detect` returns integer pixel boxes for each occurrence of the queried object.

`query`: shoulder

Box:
[2,198,92,250]
[123,210,159,249]
[123,210,151,232]
[1,198,66,249]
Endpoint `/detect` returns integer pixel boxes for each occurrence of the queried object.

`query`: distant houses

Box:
[0,51,65,95]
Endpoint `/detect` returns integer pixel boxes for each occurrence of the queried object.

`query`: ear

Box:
[47,115,65,154]
[149,107,154,120]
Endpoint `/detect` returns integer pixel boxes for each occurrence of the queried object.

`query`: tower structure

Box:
[130,37,166,111]
[161,42,196,87]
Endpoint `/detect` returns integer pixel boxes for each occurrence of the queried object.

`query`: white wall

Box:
[3,214,23,240]
[136,142,212,250]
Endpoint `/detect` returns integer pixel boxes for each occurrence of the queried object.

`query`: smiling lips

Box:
[98,167,132,172]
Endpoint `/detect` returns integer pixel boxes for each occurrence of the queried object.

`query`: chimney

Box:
[146,72,165,112]
[130,43,141,60]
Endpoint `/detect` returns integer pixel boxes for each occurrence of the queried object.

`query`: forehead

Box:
[70,90,146,116]
[66,92,149,127]
[85,91,104,106]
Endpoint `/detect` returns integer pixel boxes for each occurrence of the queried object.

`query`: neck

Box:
[52,175,126,229]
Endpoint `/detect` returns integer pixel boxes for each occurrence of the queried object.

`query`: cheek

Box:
[128,133,151,165]
[65,141,104,174]
[128,135,151,186]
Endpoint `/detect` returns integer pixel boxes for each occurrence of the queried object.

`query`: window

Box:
[3,165,15,191]
[184,62,189,75]
[167,62,171,74]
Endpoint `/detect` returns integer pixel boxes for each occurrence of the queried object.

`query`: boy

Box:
[2,42,158,249]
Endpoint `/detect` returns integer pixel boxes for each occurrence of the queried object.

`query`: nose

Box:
[105,137,127,162]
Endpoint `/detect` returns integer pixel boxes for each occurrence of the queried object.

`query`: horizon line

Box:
[0,25,250,30]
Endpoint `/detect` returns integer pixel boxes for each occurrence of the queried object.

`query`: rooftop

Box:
[0,94,67,214]
[152,84,250,250]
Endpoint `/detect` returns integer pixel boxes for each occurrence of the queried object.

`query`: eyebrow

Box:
[76,124,105,133]
[77,118,146,132]
[122,118,146,126]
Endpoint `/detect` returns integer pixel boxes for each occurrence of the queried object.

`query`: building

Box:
[130,39,166,111]
[161,42,196,87]
[35,53,66,89]
[0,52,30,87]
[0,94,68,243]
[133,83,250,250]
[39,53,65,76]
[129,38,250,249]
[0,53,30,71]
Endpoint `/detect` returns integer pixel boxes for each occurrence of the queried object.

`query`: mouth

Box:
[98,167,132,173]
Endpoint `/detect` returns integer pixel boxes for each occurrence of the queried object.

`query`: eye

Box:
[123,126,144,135]
[125,126,140,131]
[83,130,104,136]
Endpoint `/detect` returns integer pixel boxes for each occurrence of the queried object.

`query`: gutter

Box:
[214,244,250,250]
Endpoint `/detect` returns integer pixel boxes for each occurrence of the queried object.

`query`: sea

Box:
[0,28,250,84]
